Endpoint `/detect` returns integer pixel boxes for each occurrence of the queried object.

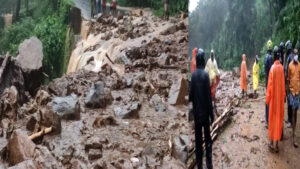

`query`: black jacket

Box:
[265,50,273,86]
[189,59,214,124]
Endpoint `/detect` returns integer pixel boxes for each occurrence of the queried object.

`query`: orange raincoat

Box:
[266,60,285,141]
[240,54,247,91]
[191,48,197,73]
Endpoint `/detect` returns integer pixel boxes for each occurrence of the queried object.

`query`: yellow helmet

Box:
[267,40,273,50]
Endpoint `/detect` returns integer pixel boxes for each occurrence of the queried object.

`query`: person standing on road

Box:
[265,40,273,128]
[189,48,214,169]
[111,0,117,16]
[91,0,95,18]
[287,48,299,148]
[285,40,294,128]
[266,46,285,153]
[279,42,285,65]
[164,0,170,20]
[205,49,220,115]
[252,55,260,98]
[240,54,248,99]
[102,0,106,15]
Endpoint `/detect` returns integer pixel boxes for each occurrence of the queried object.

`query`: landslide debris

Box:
[0,10,188,168]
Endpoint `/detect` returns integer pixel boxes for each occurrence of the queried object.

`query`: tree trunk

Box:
[15,0,21,21]
[25,0,29,14]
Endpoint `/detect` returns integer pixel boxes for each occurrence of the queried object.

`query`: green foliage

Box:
[33,15,67,79]
[0,17,36,55]
[0,0,74,81]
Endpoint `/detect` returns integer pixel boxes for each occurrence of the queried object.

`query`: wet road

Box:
[72,0,91,19]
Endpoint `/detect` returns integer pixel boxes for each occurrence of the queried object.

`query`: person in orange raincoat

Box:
[191,48,198,73]
[266,46,285,153]
[240,54,247,98]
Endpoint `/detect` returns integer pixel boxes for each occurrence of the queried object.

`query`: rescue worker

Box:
[164,0,170,20]
[285,40,294,127]
[189,48,214,169]
[188,47,198,122]
[102,0,106,15]
[191,47,198,74]
[205,49,220,115]
[279,42,285,65]
[91,0,95,18]
[265,40,273,128]
[287,48,299,148]
[240,54,247,99]
[111,0,117,16]
[252,55,260,98]
[266,46,285,153]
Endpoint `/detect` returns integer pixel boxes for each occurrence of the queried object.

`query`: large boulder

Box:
[52,94,80,120]
[8,129,36,165]
[172,135,188,164]
[0,56,26,104]
[16,37,44,95]
[85,81,112,108]
[114,102,141,119]
[168,77,188,105]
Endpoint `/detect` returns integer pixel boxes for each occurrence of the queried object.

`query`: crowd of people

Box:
[189,40,299,169]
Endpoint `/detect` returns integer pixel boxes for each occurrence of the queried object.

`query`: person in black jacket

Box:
[189,48,214,169]
[285,41,294,127]
[265,45,273,128]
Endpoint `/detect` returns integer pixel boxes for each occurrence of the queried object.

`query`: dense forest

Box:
[0,0,188,81]
[189,0,300,81]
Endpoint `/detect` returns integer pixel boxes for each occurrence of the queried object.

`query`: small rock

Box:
[52,94,80,120]
[88,149,103,161]
[172,135,188,164]
[35,90,51,106]
[85,138,103,151]
[85,81,112,108]
[157,53,170,66]
[26,115,38,132]
[114,102,141,119]
[93,115,117,128]
[39,107,61,134]
[8,129,36,165]
[168,77,188,105]
[150,94,166,112]
[160,25,177,35]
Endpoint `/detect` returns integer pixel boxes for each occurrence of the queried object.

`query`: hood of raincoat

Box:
[242,54,246,61]
[196,48,205,69]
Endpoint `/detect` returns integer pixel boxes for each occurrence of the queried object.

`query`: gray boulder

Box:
[150,94,166,112]
[52,94,80,120]
[172,135,188,164]
[114,102,141,119]
[16,37,44,95]
[85,81,112,108]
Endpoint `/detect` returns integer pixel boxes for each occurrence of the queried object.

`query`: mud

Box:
[0,9,189,168]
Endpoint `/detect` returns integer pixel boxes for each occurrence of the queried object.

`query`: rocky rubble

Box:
[0,10,189,168]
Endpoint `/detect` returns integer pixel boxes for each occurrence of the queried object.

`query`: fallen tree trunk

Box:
[29,127,52,140]
[0,52,11,84]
